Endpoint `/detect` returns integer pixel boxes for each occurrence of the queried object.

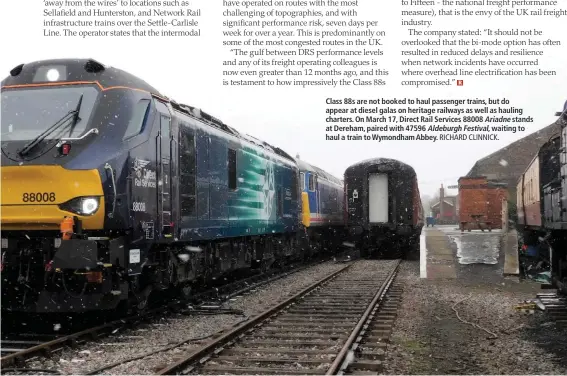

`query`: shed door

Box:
[368,173,388,223]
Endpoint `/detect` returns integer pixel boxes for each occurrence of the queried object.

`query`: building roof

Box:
[431,200,455,208]
[466,120,562,193]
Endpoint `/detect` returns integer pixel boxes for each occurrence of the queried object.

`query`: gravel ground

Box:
[382,261,567,375]
[22,261,346,375]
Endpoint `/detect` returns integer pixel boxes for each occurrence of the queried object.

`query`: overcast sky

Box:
[1,1,565,197]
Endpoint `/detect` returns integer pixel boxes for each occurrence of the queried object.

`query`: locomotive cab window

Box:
[308,174,315,191]
[291,171,298,200]
[161,115,171,141]
[300,172,305,191]
[1,85,99,141]
[228,148,237,190]
[123,99,151,140]
[179,125,196,217]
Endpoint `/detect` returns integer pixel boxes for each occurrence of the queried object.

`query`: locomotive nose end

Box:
[0,165,105,230]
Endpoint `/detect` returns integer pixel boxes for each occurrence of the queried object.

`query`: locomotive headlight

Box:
[46,68,60,81]
[33,65,67,82]
[82,198,99,215]
[59,196,101,216]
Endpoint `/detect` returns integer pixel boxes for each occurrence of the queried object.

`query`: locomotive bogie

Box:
[1,232,127,312]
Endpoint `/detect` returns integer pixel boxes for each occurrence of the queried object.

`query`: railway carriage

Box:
[516,134,561,231]
[0,58,341,314]
[516,102,567,292]
[344,158,423,259]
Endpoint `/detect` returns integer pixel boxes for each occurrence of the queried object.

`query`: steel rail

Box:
[1,258,330,369]
[156,263,353,375]
[326,259,400,375]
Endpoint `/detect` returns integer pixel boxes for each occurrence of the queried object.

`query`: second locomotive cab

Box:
[0,58,344,315]
[344,158,424,259]
[296,159,346,255]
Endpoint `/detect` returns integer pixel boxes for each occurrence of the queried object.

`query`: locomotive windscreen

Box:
[1,85,99,141]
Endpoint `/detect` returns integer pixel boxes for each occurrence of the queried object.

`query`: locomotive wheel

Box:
[180,285,192,300]
[107,300,130,321]
[128,284,152,315]
[136,298,148,311]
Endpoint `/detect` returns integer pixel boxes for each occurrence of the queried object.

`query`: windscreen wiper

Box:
[67,94,83,137]
[18,95,84,157]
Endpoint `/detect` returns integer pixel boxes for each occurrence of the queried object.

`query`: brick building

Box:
[430,184,458,224]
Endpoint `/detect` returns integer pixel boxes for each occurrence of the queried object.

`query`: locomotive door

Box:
[155,101,174,238]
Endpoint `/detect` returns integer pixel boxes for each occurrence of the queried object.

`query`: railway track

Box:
[0,257,334,371]
[1,334,62,357]
[156,259,401,375]
[536,292,567,324]
[0,318,143,370]
[339,281,403,375]
[192,257,333,304]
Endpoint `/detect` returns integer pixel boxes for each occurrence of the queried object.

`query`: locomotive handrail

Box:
[104,162,117,217]
[56,128,99,147]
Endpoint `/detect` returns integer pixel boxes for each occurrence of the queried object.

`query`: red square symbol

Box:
[457,80,464,86]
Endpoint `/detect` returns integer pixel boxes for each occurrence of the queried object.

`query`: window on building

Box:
[228,148,237,190]
[179,125,196,217]
[123,99,150,139]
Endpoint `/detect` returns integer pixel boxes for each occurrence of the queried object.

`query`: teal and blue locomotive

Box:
[0,58,344,314]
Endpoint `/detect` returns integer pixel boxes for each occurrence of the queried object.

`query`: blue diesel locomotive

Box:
[297,159,346,251]
[0,58,344,314]
[297,159,346,254]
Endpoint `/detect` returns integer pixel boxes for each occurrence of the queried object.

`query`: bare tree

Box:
[421,194,433,215]
[429,192,439,207]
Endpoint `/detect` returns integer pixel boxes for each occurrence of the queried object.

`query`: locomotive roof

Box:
[345,158,416,175]
[169,101,295,163]
[295,159,343,185]
[2,58,296,164]
[2,58,162,95]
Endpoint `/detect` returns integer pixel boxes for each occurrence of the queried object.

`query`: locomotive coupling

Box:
[51,238,100,270]
[60,216,74,240]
